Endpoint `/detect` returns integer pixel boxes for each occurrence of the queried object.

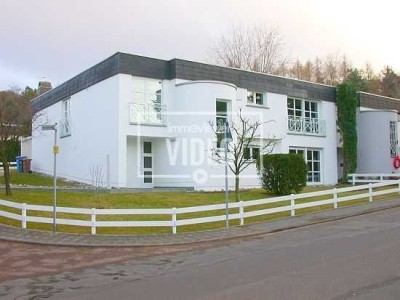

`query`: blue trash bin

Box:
[15,156,27,173]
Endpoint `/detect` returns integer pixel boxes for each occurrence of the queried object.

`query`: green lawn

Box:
[0,169,81,187]
[0,171,397,235]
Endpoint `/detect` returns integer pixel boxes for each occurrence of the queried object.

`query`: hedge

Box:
[257,154,307,195]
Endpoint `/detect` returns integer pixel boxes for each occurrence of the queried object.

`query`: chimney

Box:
[38,81,52,95]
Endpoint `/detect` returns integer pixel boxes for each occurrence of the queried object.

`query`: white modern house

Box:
[29,52,400,190]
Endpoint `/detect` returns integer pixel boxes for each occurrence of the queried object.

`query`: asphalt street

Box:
[2,207,400,299]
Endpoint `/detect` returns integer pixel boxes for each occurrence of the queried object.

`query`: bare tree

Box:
[313,57,325,83]
[210,110,276,201]
[90,164,104,208]
[289,59,303,79]
[323,54,341,85]
[211,24,289,75]
[0,90,35,195]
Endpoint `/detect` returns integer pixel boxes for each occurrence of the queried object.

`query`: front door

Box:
[143,141,153,186]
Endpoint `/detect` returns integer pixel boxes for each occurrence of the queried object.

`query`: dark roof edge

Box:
[358,91,400,112]
[30,52,399,113]
[358,91,400,102]
[171,58,336,89]
[31,52,121,113]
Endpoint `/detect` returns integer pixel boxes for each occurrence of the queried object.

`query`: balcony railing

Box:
[287,116,326,136]
[129,102,166,125]
[59,118,71,137]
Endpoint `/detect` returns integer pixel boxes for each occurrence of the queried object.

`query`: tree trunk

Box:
[235,174,240,202]
[3,161,11,196]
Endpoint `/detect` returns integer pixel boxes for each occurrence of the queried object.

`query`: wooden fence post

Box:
[290,194,295,217]
[333,188,338,209]
[172,207,177,234]
[22,203,27,229]
[369,183,373,202]
[91,208,96,235]
[239,201,244,226]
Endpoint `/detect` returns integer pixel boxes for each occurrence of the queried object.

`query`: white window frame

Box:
[130,77,164,125]
[247,91,267,107]
[390,121,398,158]
[142,141,153,185]
[289,147,322,184]
[60,98,71,138]
[62,98,70,119]
[287,97,319,120]
[216,99,230,149]
[132,77,162,105]
[243,145,261,161]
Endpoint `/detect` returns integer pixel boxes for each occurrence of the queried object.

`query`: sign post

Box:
[42,123,58,233]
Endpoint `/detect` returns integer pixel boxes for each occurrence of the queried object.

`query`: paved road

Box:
[2,207,400,299]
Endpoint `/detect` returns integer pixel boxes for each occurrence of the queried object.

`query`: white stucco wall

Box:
[357,109,398,173]
[31,75,121,186]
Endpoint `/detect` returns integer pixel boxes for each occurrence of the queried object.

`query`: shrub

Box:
[257,154,307,195]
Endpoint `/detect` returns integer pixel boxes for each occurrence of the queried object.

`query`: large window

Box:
[132,78,162,105]
[287,98,319,120]
[390,121,398,158]
[287,98,324,135]
[289,147,321,183]
[247,91,266,106]
[130,78,164,124]
[216,100,229,148]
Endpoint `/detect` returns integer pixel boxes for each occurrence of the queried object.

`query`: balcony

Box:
[287,116,326,136]
[129,102,166,125]
[59,118,71,137]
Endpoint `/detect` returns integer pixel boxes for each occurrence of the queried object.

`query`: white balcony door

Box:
[142,141,153,186]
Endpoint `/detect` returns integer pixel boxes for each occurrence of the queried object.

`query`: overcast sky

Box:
[1,0,399,90]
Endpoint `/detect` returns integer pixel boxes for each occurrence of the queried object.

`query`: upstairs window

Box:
[131,78,163,124]
[60,98,71,137]
[247,91,265,106]
[390,121,398,158]
[132,78,162,105]
[287,98,324,135]
[216,100,229,148]
[287,98,319,120]
[62,98,70,119]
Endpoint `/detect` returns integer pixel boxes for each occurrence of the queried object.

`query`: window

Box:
[289,147,321,183]
[130,78,164,124]
[244,146,260,160]
[287,98,324,135]
[60,98,71,137]
[132,78,162,105]
[287,98,319,120]
[390,121,398,158]
[216,100,229,148]
[143,141,153,184]
[62,99,70,119]
[247,91,265,106]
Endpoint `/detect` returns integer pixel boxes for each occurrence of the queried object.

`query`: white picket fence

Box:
[348,173,400,185]
[0,181,399,235]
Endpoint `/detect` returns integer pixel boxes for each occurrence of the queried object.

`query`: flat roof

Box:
[31,52,400,113]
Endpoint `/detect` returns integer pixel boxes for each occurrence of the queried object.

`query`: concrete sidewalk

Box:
[1,198,399,247]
